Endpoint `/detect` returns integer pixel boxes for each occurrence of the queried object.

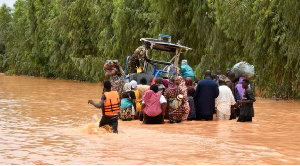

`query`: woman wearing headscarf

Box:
[162,79,169,89]
[142,84,167,124]
[177,76,190,121]
[130,80,142,119]
[120,83,136,121]
[164,66,189,123]
[110,68,126,98]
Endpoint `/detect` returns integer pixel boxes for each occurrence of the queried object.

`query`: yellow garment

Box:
[137,67,142,73]
[132,89,142,114]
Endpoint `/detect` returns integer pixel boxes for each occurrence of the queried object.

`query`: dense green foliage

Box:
[0,0,299,98]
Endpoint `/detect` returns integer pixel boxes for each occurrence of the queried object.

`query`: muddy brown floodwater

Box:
[0,74,299,165]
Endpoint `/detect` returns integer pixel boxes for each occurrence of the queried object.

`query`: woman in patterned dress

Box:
[164,66,189,123]
[119,83,136,121]
[110,68,125,98]
[177,76,190,121]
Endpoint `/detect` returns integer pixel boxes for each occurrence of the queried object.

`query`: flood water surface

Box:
[0,74,299,164]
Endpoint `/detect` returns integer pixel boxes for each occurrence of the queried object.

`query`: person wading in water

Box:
[88,80,120,133]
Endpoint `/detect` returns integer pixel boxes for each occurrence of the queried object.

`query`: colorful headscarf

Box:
[168,65,178,80]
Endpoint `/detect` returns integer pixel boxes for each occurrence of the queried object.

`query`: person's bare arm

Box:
[88,94,105,108]
[132,99,137,113]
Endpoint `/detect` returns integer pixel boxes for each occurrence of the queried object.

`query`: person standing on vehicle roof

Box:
[179,60,195,82]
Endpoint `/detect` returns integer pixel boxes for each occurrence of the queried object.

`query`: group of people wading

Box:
[88,60,255,134]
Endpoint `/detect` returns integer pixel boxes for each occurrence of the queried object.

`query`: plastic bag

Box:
[232,61,255,78]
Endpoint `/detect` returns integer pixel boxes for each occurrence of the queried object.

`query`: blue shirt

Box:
[179,64,195,78]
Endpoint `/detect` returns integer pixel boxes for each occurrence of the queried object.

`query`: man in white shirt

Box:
[215,80,236,120]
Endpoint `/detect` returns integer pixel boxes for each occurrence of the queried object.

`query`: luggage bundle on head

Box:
[232,61,255,78]
[104,60,122,77]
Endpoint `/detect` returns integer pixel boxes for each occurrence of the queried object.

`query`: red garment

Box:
[143,90,162,117]
[151,78,156,85]
[185,77,195,96]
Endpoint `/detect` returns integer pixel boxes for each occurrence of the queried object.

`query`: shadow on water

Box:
[0,74,299,164]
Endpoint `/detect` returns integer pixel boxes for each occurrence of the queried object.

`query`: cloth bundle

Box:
[232,61,255,78]
[104,60,122,77]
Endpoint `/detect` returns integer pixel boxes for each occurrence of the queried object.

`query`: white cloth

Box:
[160,95,167,104]
[142,95,167,104]
[217,110,230,120]
[215,85,236,115]
[130,80,137,89]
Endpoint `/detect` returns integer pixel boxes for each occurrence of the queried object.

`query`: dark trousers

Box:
[230,107,237,120]
[237,116,252,122]
[99,115,118,133]
[236,108,240,117]
[145,113,163,124]
[196,114,213,121]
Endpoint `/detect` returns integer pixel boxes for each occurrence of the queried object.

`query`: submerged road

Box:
[0,74,299,164]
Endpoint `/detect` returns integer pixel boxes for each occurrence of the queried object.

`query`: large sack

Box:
[232,62,255,78]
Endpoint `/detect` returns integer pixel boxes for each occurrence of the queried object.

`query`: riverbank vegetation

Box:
[0,0,299,99]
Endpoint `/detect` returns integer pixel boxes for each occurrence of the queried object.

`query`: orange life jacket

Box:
[103,91,120,116]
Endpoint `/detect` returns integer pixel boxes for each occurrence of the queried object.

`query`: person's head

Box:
[181,59,188,66]
[242,79,250,89]
[123,83,131,92]
[226,68,231,76]
[162,79,169,88]
[219,80,226,86]
[216,68,222,75]
[103,80,111,91]
[228,72,235,82]
[150,84,159,93]
[130,80,137,90]
[211,74,217,80]
[140,78,147,85]
[185,77,193,86]
[121,92,128,98]
[155,77,163,84]
[204,70,212,78]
